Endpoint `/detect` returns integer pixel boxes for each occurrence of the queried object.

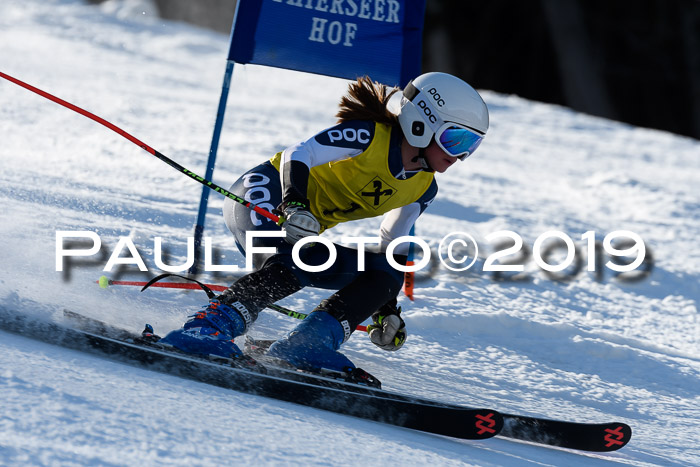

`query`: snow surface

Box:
[1,0,699,465]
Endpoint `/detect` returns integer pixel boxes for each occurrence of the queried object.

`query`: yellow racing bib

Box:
[271,123,434,231]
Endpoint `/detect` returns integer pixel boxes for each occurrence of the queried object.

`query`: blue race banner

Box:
[190,0,426,274]
[229,0,426,86]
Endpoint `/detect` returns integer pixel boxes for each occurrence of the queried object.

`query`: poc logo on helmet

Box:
[328,128,371,144]
[417,100,438,124]
[427,87,446,107]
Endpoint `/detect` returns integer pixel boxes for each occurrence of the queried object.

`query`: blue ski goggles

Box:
[435,122,484,160]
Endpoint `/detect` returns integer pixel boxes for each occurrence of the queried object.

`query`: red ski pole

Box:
[0,70,281,224]
[98,276,368,332]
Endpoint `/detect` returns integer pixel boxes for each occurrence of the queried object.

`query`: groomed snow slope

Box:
[1,1,698,465]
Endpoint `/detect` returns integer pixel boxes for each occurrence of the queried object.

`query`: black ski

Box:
[243,334,632,452]
[0,308,502,442]
[500,414,631,452]
[0,308,631,451]
[92,274,632,451]
[65,311,631,451]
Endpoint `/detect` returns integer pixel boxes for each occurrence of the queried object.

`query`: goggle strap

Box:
[403,81,418,101]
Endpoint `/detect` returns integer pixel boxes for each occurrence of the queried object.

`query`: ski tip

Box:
[599,422,632,451]
[501,416,633,452]
[471,409,504,439]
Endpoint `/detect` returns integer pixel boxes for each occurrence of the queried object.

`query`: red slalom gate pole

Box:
[0,70,280,224]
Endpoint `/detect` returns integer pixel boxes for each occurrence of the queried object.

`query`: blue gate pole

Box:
[189,60,235,275]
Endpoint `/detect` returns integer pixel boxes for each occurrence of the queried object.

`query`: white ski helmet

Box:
[398,72,489,157]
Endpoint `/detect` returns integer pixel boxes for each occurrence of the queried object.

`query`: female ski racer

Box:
[160,72,489,381]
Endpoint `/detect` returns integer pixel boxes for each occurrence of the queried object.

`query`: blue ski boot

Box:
[267,311,355,373]
[160,300,248,359]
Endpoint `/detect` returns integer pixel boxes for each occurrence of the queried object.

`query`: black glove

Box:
[366,298,406,351]
[274,200,321,245]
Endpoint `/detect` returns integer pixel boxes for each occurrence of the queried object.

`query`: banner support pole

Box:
[189,60,235,275]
